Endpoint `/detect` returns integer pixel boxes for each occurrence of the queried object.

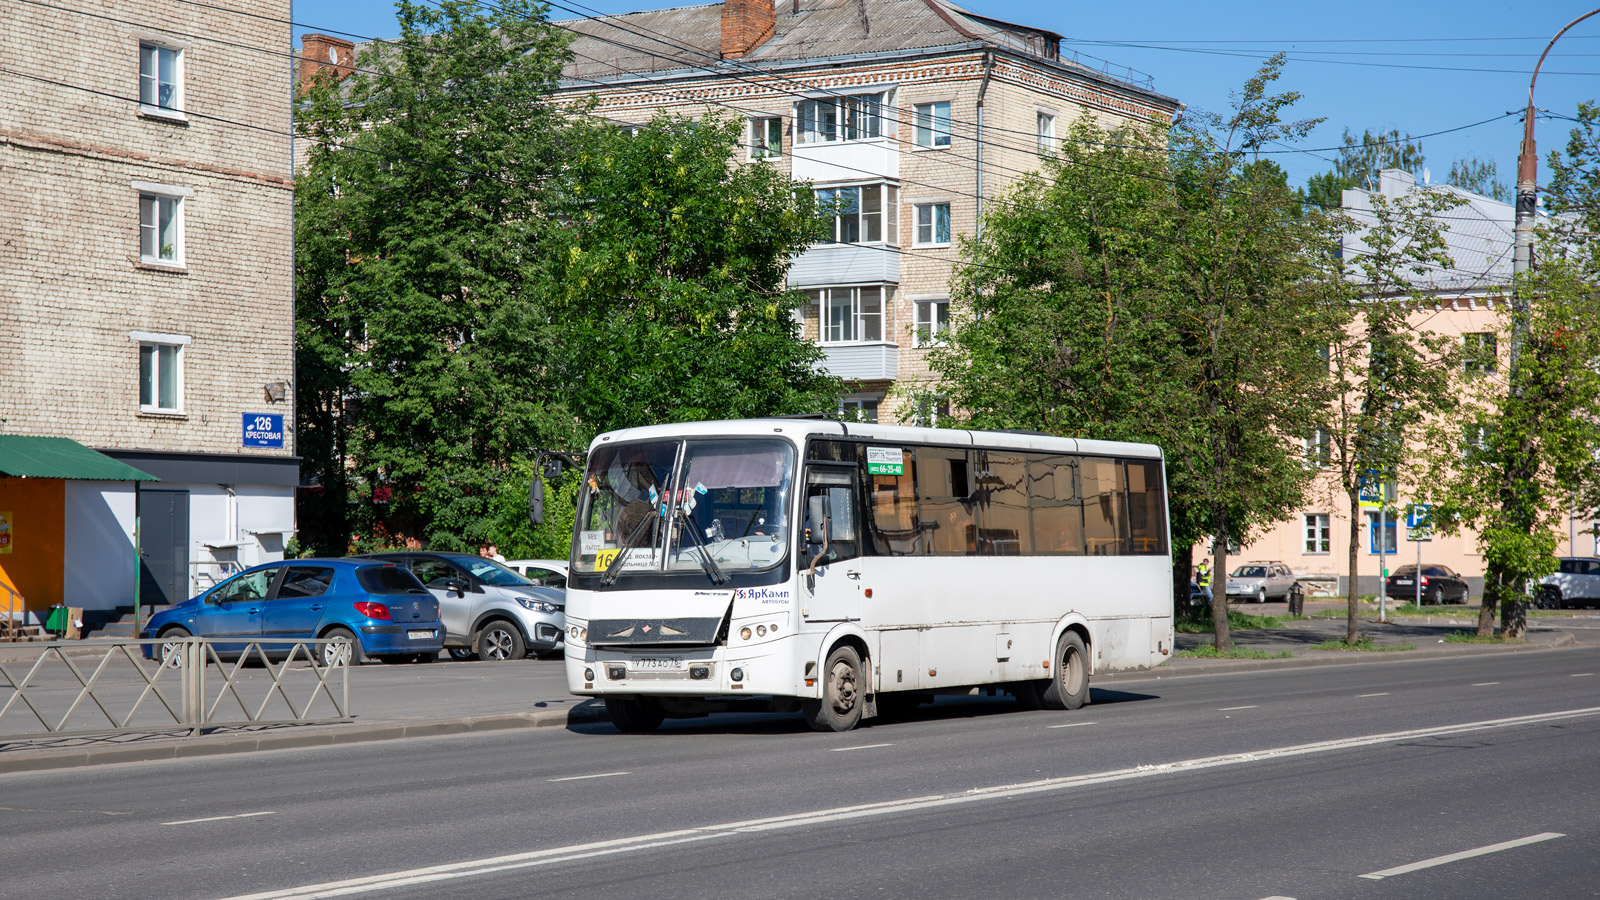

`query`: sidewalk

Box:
[0,615,1590,773]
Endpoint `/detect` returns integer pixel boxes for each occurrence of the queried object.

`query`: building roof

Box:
[559,0,1162,96]
[0,436,159,482]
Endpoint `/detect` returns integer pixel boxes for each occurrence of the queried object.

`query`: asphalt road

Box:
[2,647,1597,900]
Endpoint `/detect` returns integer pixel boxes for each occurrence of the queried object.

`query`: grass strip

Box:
[1175,645,1293,660]
[1442,631,1526,644]
[1175,610,1295,633]
[1310,636,1416,652]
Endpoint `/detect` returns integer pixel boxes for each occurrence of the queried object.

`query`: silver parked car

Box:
[1536,558,1600,609]
[362,553,565,661]
[1225,562,1297,603]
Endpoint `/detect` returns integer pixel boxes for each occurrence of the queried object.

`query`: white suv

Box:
[1536,558,1600,610]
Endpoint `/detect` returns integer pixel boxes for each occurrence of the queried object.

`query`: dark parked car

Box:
[1384,564,1470,606]
[140,559,444,665]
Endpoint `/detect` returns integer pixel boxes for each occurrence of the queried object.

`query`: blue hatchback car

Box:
[140,559,445,665]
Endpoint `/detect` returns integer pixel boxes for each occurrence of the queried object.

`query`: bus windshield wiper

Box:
[601,507,661,587]
[676,508,728,585]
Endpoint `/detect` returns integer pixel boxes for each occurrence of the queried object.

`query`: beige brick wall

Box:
[0,1,295,457]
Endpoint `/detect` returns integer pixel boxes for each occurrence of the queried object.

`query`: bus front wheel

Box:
[1041,632,1089,711]
[802,645,864,732]
[605,697,664,733]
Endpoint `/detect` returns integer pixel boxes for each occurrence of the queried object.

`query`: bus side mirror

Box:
[528,476,545,527]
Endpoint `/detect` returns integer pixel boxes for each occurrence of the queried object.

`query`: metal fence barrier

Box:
[0,638,352,743]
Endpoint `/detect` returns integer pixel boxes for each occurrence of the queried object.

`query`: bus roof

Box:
[588,419,1164,460]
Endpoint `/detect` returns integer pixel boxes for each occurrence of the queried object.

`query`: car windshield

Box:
[1232,566,1267,578]
[445,556,533,587]
[573,438,796,579]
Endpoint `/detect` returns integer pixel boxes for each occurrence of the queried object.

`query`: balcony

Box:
[820,342,898,382]
[788,243,900,288]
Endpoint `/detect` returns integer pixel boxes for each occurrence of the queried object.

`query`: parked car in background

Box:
[503,559,569,589]
[1225,562,1297,603]
[360,553,564,661]
[1385,564,1471,605]
[140,559,443,666]
[1536,558,1600,609]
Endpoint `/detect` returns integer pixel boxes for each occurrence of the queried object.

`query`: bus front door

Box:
[800,467,862,623]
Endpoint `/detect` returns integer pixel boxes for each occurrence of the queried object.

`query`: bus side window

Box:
[804,469,860,564]
[1124,460,1167,555]
[1081,456,1128,555]
[866,450,919,556]
[976,451,1031,555]
[915,447,976,556]
[1027,454,1084,555]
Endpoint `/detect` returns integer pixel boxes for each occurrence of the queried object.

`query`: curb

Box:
[0,702,610,774]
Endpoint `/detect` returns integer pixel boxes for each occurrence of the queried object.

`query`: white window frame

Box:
[838,395,883,423]
[1462,331,1498,375]
[1036,109,1056,153]
[748,116,783,160]
[1303,428,1331,468]
[815,183,898,245]
[913,101,952,149]
[914,202,952,247]
[1303,513,1330,555]
[137,38,187,122]
[812,285,894,345]
[130,330,190,414]
[134,181,192,267]
[796,92,887,145]
[914,298,949,347]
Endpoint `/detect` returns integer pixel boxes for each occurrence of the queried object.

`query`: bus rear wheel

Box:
[1041,631,1089,711]
[802,645,864,732]
[605,697,664,733]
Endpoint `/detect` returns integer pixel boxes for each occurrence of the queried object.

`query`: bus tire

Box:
[802,644,864,732]
[605,697,664,733]
[1041,631,1089,711]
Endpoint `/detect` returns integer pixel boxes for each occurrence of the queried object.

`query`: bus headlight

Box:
[740,626,752,641]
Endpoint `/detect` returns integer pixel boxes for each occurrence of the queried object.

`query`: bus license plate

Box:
[632,656,683,671]
[407,630,434,640]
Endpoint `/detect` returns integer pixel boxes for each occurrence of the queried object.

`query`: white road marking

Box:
[1473,682,1500,686]
[1219,705,1258,711]
[214,706,1600,900]
[162,811,274,826]
[1258,896,1297,899]
[1572,673,1594,677]
[1358,832,1565,880]
[829,743,894,752]
[547,772,630,782]
[1047,722,1097,729]
[1358,693,1389,698]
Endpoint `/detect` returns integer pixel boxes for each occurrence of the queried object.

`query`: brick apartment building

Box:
[0,1,297,621]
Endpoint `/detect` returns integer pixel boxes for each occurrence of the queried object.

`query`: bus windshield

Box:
[573,438,795,579]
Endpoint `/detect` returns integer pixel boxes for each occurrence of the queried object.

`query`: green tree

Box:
[1322,188,1461,644]
[1300,127,1427,210]
[1447,154,1510,202]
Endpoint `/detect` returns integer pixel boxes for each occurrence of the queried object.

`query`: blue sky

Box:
[293,0,1600,195]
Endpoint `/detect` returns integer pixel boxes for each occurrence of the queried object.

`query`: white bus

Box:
[563,418,1173,732]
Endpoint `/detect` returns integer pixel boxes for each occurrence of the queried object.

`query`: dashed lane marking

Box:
[548,772,630,782]
[1358,693,1389,698]
[1359,832,1565,880]
[1572,673,1594,677]
[1047,722,1097,729]
[212,707,1600,900]
[163,811,274,826]
[829,743,894,752]
[1219,705,1258,711]
[1472,682,1500,686]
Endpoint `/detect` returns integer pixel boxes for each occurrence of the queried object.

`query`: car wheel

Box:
[801,644,865,732]
[605,697,664,733]
[1425,585,1443,607]
[321,627,365,667]
[1040,631,1090,711]
[476,620,526,662]
[1257,587,1267,604]
[1534,586,1561,610]
[447,647,476,662]
[157,626,190,669]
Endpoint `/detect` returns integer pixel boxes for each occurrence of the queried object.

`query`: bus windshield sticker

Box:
[866,446,903,476]
[579,530,604,554]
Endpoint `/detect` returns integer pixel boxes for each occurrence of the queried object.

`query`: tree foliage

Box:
[1300,127,1427,209]
[930,56,1347,650]
[1447,155,1510,202]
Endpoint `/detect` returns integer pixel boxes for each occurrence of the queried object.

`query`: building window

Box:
[914,101,951,148]
[914,299,949,347]
[139,192,182,263]
[839,396,881,423]
[914,203,951,246]
[1303,513,1330,554]
[1366,511,1397,555]
[1462,424,1492,460]
[797,93,884,144]
[139,42,182,112]
[816,184,897,244]
[909,393,949,427]
[139,341,183,412]
[1463,332,1498,375]
[749,116,782,159]
[810,286,893,343]
[1036,111,1055,153]
[1304,429,1331,468]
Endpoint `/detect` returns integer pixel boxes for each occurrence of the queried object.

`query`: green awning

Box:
[0,436,159,482]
